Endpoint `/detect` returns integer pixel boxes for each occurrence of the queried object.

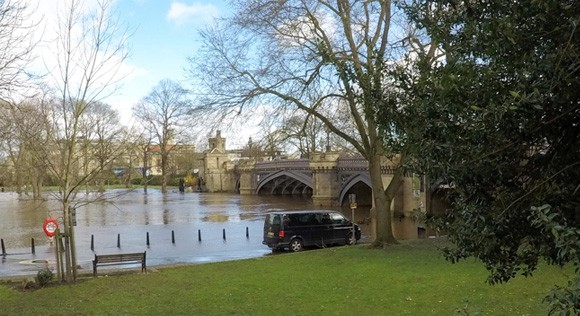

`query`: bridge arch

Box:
[338,173,372,206]
[256,170,313,195]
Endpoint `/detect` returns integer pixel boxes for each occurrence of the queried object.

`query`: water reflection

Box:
[202,213,229,222]
[0,189,336,248]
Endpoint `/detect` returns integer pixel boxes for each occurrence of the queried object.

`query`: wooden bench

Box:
[93,251,146,277]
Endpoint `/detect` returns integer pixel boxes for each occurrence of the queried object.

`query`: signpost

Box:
[349,194,357,245]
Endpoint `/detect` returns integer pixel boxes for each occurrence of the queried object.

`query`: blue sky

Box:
[31,0,229,124]
[29,0,259,147]
[108,0,230,122]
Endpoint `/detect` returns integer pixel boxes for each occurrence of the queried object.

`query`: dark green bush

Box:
[36,268,53,287]
[147,175,163,185]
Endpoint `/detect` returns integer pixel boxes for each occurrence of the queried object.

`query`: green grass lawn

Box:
[0,238,571,315]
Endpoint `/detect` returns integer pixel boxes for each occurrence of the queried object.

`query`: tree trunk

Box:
[15,162,24,195]
[126,158,133,188]
[62,200,72,282]
[368,154,403,247]
[161,153,168,193]
[143,148,148,193]
[31,172,43,199]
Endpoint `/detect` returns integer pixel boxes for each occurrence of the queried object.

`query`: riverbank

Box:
[0,239,568,315]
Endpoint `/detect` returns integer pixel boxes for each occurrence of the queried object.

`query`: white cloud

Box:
[20,0,143,123]
[166,2,219,26]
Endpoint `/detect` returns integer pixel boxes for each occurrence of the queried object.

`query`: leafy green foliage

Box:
[389,0,580,312]
[545,276,580,316]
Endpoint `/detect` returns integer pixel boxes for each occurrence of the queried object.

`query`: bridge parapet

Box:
[336,157,398,174]
[254,159,310,171]
[254,156,387,171]
[336,157,368,170]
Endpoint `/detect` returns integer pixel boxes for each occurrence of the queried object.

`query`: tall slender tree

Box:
[133,79,192,193]
[189,0,423,246]
[43,0,129,282]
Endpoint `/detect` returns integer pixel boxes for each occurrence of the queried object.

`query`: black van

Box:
[263,210,361,252]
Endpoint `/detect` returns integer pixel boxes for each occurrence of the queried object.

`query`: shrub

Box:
[36,268,53,287]
[147,175,164,186]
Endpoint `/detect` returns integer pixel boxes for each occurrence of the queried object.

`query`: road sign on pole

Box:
[349,194,357,244]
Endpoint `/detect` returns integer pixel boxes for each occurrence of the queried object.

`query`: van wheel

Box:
[346,233,357,245]
[289,238,304,252]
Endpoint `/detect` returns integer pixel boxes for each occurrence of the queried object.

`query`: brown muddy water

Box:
[0,189,372,277]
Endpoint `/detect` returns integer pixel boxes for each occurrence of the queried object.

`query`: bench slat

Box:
[96,254,144,262]
[93,251,146,277]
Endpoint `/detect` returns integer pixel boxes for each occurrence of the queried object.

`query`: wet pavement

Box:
[0,189,371,278]
[1,221,271,277]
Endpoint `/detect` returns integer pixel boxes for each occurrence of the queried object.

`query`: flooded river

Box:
[0,189,371,277]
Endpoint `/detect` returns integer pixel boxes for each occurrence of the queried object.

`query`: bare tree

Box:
[189,0,414,246]
[269,110,355,157]
[0,0,36,100]
[0,98,52,198]
[133,79,192,193]
[0,0,38,168]
[136,132,153,193]
[77,101,124,192]
[40,0,129,282]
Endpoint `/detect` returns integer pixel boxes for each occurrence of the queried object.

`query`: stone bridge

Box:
[232,152,425,216]
[201,131,433,239]
[238,153,375,207]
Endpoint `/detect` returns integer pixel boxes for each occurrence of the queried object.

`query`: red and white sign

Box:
[43,218,58,237]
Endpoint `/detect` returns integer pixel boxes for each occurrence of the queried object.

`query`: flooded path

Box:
[0,189,371,277]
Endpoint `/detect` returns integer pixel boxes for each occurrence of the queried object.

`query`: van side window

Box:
[286,214,304,227]
[308,214,321,225]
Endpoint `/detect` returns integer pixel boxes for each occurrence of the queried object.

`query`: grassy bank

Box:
[0,239,570,315]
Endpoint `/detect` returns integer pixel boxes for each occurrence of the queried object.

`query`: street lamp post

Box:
[325,126,331,152]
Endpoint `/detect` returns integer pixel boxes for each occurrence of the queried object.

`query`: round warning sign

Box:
[43,218,59,237]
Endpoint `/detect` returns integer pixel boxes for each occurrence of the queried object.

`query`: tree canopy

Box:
[394,0,580,312]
